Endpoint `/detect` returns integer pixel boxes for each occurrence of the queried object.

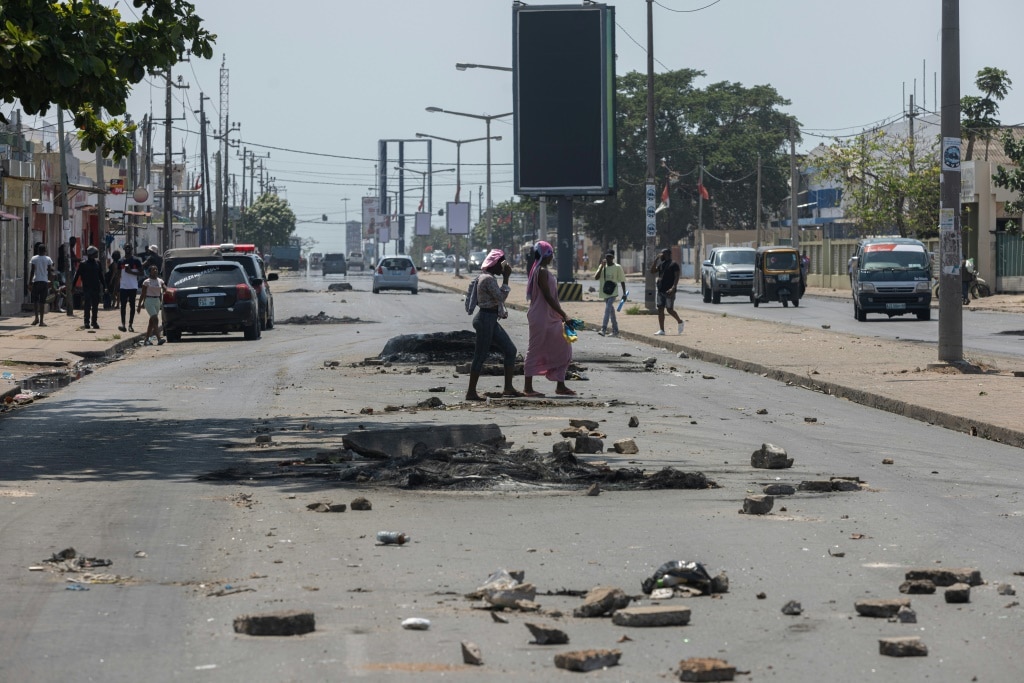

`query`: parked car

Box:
[701,246,756,303]
[348,252,365,271]
[372,255,418,294]
[322,253,348,276]
[210,243,278,330]
[162,261,261,342]
[468,250,488,272]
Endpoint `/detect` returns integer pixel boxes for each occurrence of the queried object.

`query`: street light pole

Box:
[455,63,513,72]
[415,132,497,276]
[425,107,512,249]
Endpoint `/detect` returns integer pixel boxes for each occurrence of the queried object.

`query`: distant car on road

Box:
[348,252,366,271]
[468,250,488,272]
[701,246,756,303]
[430,251,447,270]
[372,255,418,294]
[322,253,348,276]
[162,261,261,342]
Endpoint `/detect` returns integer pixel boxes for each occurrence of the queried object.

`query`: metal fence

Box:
[996,232,1024,278]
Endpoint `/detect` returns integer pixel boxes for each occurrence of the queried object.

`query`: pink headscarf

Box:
[481,249,505,272]
[527,240,554,301]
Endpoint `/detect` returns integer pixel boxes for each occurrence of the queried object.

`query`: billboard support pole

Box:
[557,196,573,283]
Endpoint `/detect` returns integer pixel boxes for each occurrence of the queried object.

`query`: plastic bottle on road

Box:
[377,531,410,545]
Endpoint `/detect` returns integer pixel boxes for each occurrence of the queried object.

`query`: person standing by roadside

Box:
[594,250,626,337]
[106,249,121,311]
[117,244,143,332]
[73,246,104,329]
[523,241,575,397]
[650,247,684,335]
[29,244,54,326]
[465,249,522,401]
[142,244,163,277]
[137,265,167,346]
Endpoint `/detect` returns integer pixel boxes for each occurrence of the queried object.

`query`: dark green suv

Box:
[322,253,348,276]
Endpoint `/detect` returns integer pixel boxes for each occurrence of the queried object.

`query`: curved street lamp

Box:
[455,63,513,72]
[425,107,513,247]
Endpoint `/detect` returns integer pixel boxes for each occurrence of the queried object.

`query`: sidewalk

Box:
[423,271,1024,450]
[0,304,146,405]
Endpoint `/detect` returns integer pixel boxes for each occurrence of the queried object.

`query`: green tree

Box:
[0,0,215,159]
[578,70,795,251]
[961,67,1012,161]
[811,130,940,238]
[239,194,296,253]
[993,131,1024,229]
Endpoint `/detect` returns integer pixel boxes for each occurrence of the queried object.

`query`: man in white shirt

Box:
[29,244,54,326]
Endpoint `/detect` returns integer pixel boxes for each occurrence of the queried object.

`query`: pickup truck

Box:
[701,247,756,303]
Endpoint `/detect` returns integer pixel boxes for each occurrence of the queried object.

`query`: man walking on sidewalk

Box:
[29,244,54,327]
[117,244,143,332]
[74,246,104,329]
[650,248,684,335]
[595,251,626,337]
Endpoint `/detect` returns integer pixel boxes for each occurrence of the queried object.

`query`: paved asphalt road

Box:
[1,271,1022,682]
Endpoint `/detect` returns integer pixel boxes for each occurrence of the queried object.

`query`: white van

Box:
[850,238,932,321]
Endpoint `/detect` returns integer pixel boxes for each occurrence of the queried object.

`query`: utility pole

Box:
[644,0,657,310]
[198,94,213,244]
[938,0,963,362]
[164,69,189,253]
[56,106,73,315]
[755,152,762,248]
[908,93,917,228]
[697,158,705,278]
[789,122,799,249]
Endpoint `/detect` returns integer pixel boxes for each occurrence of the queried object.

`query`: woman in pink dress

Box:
[523,241,575,397]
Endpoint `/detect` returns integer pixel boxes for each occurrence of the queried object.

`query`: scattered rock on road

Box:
[350,497,372,511]
[742,494,773,515]
[233,610,315,636]
[554,649,621,672]
[855,598,911,618]
[879,637,928,657]
[678,657,737,682]
[781,600,802,615]
[899,580,936,594]
[613,438,638,454]
[628,415,640,427]
[525,622,569,645]
[905,567,982,586]
[945,583,971,603]
[611,605,691,627]
[574,586,631,618]
[461,641,483,665]
[762,484,795,496]
[750,443,792,469]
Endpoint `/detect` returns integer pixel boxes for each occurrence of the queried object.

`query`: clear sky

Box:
[117,0,1023,253]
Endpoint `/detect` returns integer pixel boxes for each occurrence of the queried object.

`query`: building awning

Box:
[124,210,152,217]
[0,211,19,221]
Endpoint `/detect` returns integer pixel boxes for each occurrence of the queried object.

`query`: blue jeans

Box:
[601,296,618,334]
[471,308,517,374]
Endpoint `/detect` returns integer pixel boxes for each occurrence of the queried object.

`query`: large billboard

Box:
[513,3,615,196]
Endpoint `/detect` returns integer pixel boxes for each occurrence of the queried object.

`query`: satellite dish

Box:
[133,187,150,203]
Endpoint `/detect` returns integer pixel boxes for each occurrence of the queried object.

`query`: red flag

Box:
[194,174,202,191]
[697,183,709,200]
[417,197,424,212]
[661,183,670,206]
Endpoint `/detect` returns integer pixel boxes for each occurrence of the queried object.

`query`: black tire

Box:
[712,289,721,304]
[793,298,800,307]
[782,299,789,308]
[917,309,931,321]
[975,283,991,298]
[372,287,380,294]
[856,304,867,322]
[166,329,182,343]
[244,316,260,340]
[266,306,275,330]
[411,289,418,295]
[702,281,711,303]
[752,298,759,308]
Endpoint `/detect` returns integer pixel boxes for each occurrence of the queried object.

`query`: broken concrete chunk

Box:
[628,415,640,428]
[997,583,1016,596]
[570,419,600,431]
[574,586,631,618]
[899,580,936,594]
[560,427,585,438]
[678,657,737,682]
[895,606,917,623]
[485,583,537,608]
[710,572,730,594]
[611,605,691,627]
[552,440,574,457]
[350,497,372,511]
[879,637,928,657]
[762,484,795,496]
[798,480,833,493]
[525,622,569,645]
[882,458,894,465]
[461,641,483,665]
[750,443,792,469]
[855,598,911,618]
[945,583,971,603]
[306,502,346,513]
[233,610,315,636]
[574,435,605,454]
[831,479,861,492]
[905,567,982,587]
[742,494,773,515]
[780,600,802,615]
[554,649,621,672]
[613,438,639,454]
[585,483,601,497]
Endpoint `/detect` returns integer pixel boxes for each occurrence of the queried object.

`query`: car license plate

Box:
[198,296,216,307]
[886,302,906,310]
[778,274,790,281]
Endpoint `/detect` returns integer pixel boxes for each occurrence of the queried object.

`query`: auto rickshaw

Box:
[751,245,801,307]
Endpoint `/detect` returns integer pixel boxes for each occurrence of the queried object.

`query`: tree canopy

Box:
[0,0,216,160]
[961,67,1012,162]
[238,193,296,252]
[577,69,797,252]
[811,130,940,238]
[993,132,1024,228]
